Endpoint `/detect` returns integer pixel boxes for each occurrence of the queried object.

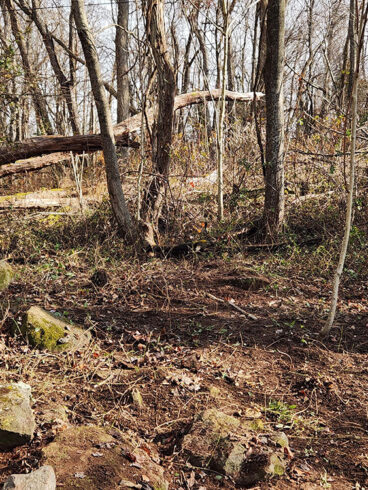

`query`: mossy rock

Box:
[42,426,168,490]
[0,382,35,450]
[21,306,91,352]
[182,408,287,487]
[0,260,13,291]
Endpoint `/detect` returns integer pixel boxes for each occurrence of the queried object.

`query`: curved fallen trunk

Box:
[0,90,263,167]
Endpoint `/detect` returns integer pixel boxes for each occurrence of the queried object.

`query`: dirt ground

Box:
[1,231,368,489]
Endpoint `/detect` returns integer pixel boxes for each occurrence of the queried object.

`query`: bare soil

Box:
[1,235,368,489]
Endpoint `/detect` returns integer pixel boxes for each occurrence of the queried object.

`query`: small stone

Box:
[21,306,91,352]
[0,260,13,291]
[273,431,289,448]
[131,388,144,408]
[209,386,220,397]
[0,382,35,450]
[3,465,56,489]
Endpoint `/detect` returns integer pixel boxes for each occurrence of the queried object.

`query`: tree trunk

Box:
[263,0,286,236]
[115,0,130,123]
[71,0,134,237]
[216,0,230,222]
[321,1,368,337]
[142,0,176,225]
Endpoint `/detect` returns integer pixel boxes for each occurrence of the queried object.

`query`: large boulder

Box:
[182,408,287,487]
[42,425,168,490]
[3,465,56,489]
[0,382,35,450]
[0,260,13,291]
[21,306,91,352]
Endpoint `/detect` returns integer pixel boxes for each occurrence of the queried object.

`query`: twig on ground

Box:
[206,292,258,320]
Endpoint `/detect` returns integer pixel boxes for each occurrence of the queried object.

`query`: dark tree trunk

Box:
[263,0,286,236]
[142,0,176,226]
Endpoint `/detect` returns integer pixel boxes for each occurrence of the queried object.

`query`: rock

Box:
[182,408,287,487]
[3,465,56,489]
[0,382,35,450]
[21,306,91,352]
[131,388,144,408]
[0,260,13,291]
[42,425,168,490]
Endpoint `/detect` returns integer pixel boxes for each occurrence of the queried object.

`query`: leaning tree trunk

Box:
[263,0,286,236]
[142,0,176,227]
[71,0,134,238]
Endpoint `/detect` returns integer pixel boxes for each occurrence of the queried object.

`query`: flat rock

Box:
[0,260,13,291]
[21,306,91,352]
[182,408,287,487]
[0,382,35,450]
[3,465,56,489]
[42,425,168,490]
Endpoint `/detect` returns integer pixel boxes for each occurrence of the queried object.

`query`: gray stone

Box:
[0,261,13,291]
[3,465,56,489]
[182,408,287,487]
[0,382,35,450]
[21,306,91,352]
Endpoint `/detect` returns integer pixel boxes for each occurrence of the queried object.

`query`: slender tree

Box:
[321,0,368,337]
[71,0,135,238]
[263,0,286,236]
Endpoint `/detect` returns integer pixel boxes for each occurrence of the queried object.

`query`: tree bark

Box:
[0,153,69,178]
[141,0,175,224]
[263,0,286,236]
[115,0,130,123]
[71,0,134,237]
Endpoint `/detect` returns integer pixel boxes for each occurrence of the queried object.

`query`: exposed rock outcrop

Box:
[0,382,35,450]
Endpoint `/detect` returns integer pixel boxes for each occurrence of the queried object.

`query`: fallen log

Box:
[0,90,263,166]
[0,193,98,209]
[0,153,70,178]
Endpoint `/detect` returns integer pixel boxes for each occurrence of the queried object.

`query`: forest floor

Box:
[0,167,368,488]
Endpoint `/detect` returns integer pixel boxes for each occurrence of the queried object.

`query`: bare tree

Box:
[71,0,135,238]
[115,0,130,123]
[142,0,176,229]
[321,0,368,337]
[3,0,53,135]
[16,0,81,134]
